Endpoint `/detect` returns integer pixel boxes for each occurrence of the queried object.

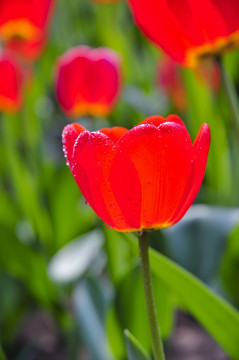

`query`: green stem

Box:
[138,231,165,360]
[216,56,239,135]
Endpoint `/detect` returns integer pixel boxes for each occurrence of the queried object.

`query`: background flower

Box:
[0,0,55,60]
[55,46,123,118]
[127,0,239,67]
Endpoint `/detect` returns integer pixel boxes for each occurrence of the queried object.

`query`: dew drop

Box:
[85,200,89,205]
[106,224,111,229]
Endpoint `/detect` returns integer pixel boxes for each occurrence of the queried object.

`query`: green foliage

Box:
[126,234,239,360]
[124,329,151,360]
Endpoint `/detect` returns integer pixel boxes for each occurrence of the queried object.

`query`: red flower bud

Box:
[55,46,123,118]
[62,115,210,232]
[127,0,239,67]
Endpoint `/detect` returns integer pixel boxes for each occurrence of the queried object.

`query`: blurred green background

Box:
[1,0,239,359]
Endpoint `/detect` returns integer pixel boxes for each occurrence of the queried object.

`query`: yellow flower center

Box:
[186,30,239,68]
[0,19,38,41]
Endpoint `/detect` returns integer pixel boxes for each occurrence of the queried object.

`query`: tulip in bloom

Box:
[62,115,210,232]
[0,51,26,113]
[127,0,239,67]
[55,46,123,118]
[0,0,55,41]
[0,0,55,60]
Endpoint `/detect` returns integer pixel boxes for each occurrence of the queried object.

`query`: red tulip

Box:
[0,51,26,113]
[62,115,210,232]
[127,0,239,67]
[0,0,55,60]
[55,46,123,118]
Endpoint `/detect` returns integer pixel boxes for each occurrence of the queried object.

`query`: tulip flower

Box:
[0,51,26,113]
[127,0,239,67]
[55,46,123,118]
[0,0,55,60]
[62,115,210,232]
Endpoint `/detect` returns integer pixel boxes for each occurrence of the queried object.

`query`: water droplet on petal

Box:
[85,200,89,205]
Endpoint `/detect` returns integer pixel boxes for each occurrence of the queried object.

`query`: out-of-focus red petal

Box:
[114,122,193,229]
[0,51,25,113]
[62,123,85,169]
[127,0,239,66]
[128,0,195,63]
[171,123,210,225]
[72,131,141,231]
[99,127,128,143]
[0,0,55,40]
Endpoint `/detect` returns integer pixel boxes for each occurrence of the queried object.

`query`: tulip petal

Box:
[139,114,185,127]
[72,131,141,231]
[99,127,128,143]
[62,123,85,169]
[114,122,193,229]
[171,123,211,225]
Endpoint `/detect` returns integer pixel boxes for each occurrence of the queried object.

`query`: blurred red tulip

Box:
[55,46,123,118]
[157,55,187,112]
[0,0,55,60]
[127,0,239,67]
[0,50,27,113]
[62,115,210,232]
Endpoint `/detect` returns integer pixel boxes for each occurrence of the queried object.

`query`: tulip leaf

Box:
[48,230,103,284]
[0,223,55,307]
[126,234,239,360]
[124,329,151,360]
[73,279,114,360]
[106,307,126,360]
[221,224,239,304]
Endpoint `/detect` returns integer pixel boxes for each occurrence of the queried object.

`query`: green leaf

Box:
[48,230,103,284]
[124,329,151,360]
[0,223,55,307]
[50,168,96,249]
[73,279,114,360]
[104,229,135,284]
[221,224,239,304]
[106,307,126,360]
[183,68,232,203]
[126,234,239,360]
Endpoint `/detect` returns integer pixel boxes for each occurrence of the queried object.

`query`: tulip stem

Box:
[216,55,239,134]
[138,231,165,360]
